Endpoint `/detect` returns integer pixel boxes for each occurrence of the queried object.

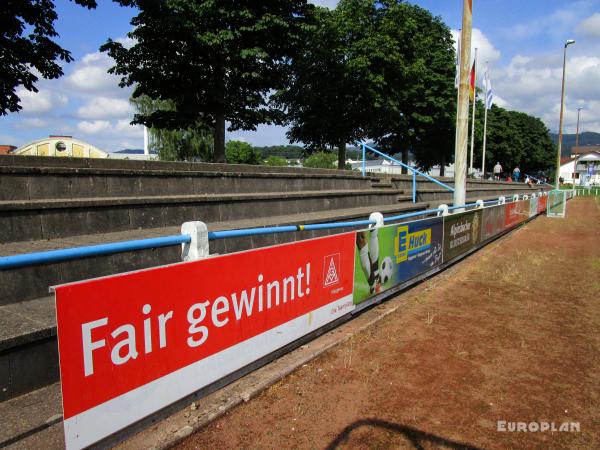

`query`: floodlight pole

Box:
[454,0,473,211]
[574,107,582,186]
[555,39,575,189]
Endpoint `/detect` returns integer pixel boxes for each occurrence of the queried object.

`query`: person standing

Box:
[513,166,521,182]
[493,162,503,180]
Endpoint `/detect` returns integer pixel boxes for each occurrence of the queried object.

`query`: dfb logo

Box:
[323,253,340,286]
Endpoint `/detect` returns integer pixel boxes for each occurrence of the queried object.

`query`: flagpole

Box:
[454,0,473,211]
[453,30,461,178]
[481,62,489,178]
[469,48,478,175]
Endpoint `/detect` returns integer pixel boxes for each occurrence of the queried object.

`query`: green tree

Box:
[370,1,456,174]
[102,0,312,163]
[130,95,213,161]
[0,0,96,114]
[225,141,261,165]
[274,1,395,169]
[303,151,338,169]
[472,103,556,176]
[263,155,288,167]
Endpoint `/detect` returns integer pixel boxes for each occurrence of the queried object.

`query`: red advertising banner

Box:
[55,232,356,449]
[538,195,547,213]
[504,200,528,229]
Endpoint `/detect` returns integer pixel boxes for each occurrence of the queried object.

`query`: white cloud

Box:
[115,119,143,138]
[493,52,600,134]
[19,118,48,128]
[76,97,133,119]
[309,0,338,8]
[504,8,579,40]
[576,12,600,38]
[65,52,127,96]
[451,28,501,74]
[16,88,68,114]
[77,120,111,135]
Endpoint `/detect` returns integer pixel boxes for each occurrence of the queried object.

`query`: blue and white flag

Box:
[483,66,493,109]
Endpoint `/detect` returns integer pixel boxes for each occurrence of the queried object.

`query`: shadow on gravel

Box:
[325,418,482,450]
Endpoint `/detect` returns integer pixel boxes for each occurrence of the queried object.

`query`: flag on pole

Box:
[469,59,476,101]
[455,33,461,89]
[483,66,493,109]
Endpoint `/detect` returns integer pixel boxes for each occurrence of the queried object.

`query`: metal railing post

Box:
[412,170,416,203]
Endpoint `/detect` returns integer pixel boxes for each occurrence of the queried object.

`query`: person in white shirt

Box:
[493,162,503,180]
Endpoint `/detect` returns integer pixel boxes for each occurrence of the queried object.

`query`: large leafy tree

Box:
[472,103,556,175]
[370,1,456,174]
[275,1,397,169]
[0,0,96,115]
[102,0,312,163]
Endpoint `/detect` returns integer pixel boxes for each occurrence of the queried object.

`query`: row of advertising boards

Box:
[55,195,550,449]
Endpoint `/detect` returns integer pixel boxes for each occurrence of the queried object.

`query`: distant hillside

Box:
[112,148,157,155]
[550,132,600,156]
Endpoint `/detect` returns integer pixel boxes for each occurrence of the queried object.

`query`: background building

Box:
[560,149,600,186]
[9,136,156,160]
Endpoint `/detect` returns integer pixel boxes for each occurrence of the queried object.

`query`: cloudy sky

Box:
[1,0,599,151]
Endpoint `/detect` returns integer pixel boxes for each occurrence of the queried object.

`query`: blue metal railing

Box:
[361,143,454,204]
[0,235,190,270]
[0,194,528,271]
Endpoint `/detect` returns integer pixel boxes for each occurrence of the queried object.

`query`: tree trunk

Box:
[338,141,346,170]
[439,152,446,177]
[401,146,409,175]
[214,112,226,163]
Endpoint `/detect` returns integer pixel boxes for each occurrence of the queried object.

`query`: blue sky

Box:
[2,0,599,151]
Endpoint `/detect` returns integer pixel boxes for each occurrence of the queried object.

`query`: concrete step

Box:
[0,382,63,449]
[0,189,411,243]
[0,201,430,402]
[370,182,394,188]
[0,164,377,201]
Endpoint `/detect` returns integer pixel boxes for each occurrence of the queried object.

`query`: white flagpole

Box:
[469,48,477,174]
[143,126,149,156]
[453,30,461,177]
[482,62,489,178]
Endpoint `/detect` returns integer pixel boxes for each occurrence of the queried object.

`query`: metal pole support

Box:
[412,170,416,203]
[498,196,506,205]
[475,199,484,208]
[369,212,384,229]
[181,221,209,262]
[437,204,450,217]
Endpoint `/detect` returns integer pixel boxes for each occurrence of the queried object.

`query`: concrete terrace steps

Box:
[1,189,411,243]
[0,189,406,210]
[0,165,377,201]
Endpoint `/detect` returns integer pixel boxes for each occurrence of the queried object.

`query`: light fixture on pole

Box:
[555,39,575,189]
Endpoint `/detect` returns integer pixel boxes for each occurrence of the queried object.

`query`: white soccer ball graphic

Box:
[380,256,394,285]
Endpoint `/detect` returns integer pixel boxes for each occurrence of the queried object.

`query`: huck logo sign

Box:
[394,225,432,263]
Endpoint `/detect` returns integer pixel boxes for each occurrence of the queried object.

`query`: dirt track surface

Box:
[177,197,600,450]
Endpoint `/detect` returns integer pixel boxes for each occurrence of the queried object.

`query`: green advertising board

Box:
[353,217,444,305]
